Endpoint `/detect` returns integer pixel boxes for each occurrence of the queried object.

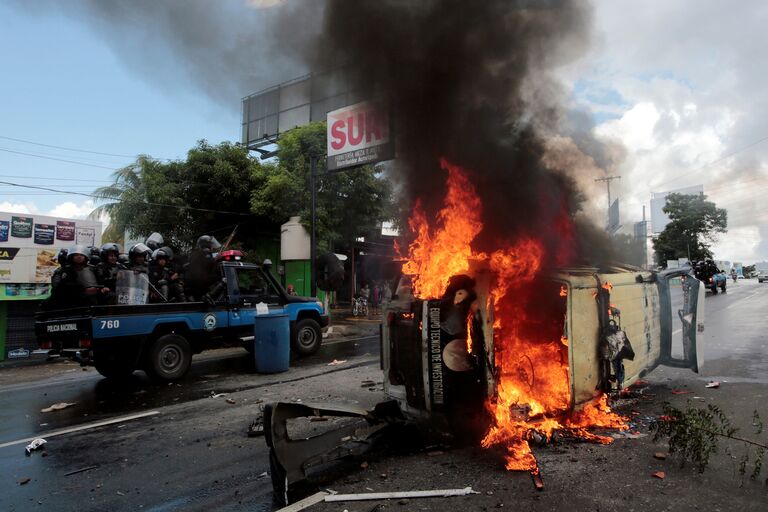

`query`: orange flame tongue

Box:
[402,158,484,298]
[402,158,627,474]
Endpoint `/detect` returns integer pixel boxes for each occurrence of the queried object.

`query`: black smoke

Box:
[309,0,619,265]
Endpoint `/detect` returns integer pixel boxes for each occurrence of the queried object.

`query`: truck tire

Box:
[146,334,192,382]
[291,318,322,356]
[95,362,135,380]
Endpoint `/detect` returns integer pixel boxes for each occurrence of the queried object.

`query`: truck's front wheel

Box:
[291,319,322,356]
[146,334,192,382]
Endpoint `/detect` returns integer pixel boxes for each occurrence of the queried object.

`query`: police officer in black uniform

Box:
[95,243,124,304]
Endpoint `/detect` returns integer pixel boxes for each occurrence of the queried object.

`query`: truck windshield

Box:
[235,268,281,305]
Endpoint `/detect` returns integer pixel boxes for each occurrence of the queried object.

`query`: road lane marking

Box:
[322,335,379,346]
[0,410,159,449]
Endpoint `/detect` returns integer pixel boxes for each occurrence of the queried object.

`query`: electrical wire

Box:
[0,134,173,160]
[0,147,122,170]
[0,180,252,216]
[0,174,112,183]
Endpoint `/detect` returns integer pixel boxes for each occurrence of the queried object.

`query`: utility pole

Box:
[595,175,621,231]
[595,175,621,210]
[310,155,318,297]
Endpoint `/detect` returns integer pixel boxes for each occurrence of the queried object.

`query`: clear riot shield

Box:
[116,270,149,305]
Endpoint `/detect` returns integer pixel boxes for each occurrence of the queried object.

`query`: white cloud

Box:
[1,199,109,227]
[568,1,768,263]
[0,201,37,215]
[45,200,97,220]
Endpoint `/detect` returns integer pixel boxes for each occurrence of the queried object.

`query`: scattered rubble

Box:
[40,402,76,413]
[25,438,46,455]
[705,381,721,389]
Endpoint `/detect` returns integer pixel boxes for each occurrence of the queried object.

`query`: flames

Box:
[400,158,626,474]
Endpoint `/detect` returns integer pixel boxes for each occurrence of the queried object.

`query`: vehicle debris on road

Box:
[25,438,47,455]
[705,381,721,388]
[41,402,76,413]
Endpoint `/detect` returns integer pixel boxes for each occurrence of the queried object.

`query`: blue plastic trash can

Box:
[253,313,290,373]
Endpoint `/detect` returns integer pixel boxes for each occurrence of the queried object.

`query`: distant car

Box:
[759,272,768,283]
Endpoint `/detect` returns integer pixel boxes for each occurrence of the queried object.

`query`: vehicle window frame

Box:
[233,267,282,306]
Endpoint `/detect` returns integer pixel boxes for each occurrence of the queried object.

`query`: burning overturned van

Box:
[264,162,704,505]
[265,262,703,503]
[383,263,703,469]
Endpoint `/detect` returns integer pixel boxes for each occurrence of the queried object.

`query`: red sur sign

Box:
[327,102,389,157]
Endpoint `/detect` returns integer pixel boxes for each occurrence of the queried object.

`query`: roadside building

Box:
[0,211,101,360]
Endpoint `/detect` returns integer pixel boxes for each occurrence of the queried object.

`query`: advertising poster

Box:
[0,211,102,286]
[34,224,55,245]
[11,216,33,238]
[56,220,75,241]
[76,227,96,247]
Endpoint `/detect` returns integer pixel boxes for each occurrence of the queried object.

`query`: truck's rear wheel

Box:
[291,318,321,356]
[95,362,135,380]
[146,334,192,382]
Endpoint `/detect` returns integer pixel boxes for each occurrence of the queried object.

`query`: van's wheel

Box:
[95,362,135,380]
[291,319,322,356]
[146,334,192,382]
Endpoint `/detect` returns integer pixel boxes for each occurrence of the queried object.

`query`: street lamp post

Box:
[310,155,318,297]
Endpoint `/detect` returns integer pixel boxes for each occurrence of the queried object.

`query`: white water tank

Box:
[280,216,310,261]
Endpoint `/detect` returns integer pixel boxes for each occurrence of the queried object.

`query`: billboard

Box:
[327,101,393,170]
[0,211,102,285]
[242,70,364,151]
[650,185,704,233]
[607,198,620,234]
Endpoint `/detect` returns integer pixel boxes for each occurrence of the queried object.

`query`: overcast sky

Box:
[1,0,766,264]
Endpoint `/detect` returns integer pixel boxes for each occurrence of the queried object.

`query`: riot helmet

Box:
[152,248,171,261]
[145,232,164,251]
[55,248,68,264]
[118,254,130,265]
[128,243,151,263]
[88,246,102,265]
[159,246,174,260]
[100,243,121,260]
[67,245,90,264]
[196,235,222,254]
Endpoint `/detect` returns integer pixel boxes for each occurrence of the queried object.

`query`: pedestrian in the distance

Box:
[371,281,381,315]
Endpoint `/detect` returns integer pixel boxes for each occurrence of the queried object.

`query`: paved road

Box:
[1,281,766,511]
[0,327,381,512]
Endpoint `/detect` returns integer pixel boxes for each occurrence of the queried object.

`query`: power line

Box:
[0,174,112,183]
[0,134,172,160]
[0,147,121,170]
[0,180,252,216]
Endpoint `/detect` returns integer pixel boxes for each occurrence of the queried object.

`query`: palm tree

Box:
[90,156,187,245]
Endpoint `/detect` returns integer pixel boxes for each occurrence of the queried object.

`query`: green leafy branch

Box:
[651,402,766,482]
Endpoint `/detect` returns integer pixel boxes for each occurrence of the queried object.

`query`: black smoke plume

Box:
[309,0,618,265]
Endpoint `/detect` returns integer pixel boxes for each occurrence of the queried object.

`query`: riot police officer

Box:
[95,243,124,304]
[184,235,222,302]
[49,245,101,307]
[128,243,151,274]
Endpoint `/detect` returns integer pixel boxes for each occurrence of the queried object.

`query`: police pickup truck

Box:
[35,260,328,381]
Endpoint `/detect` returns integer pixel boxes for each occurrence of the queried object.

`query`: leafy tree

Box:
[652,193,727,266]
[92,141,268,250]
[250,122,394,253]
